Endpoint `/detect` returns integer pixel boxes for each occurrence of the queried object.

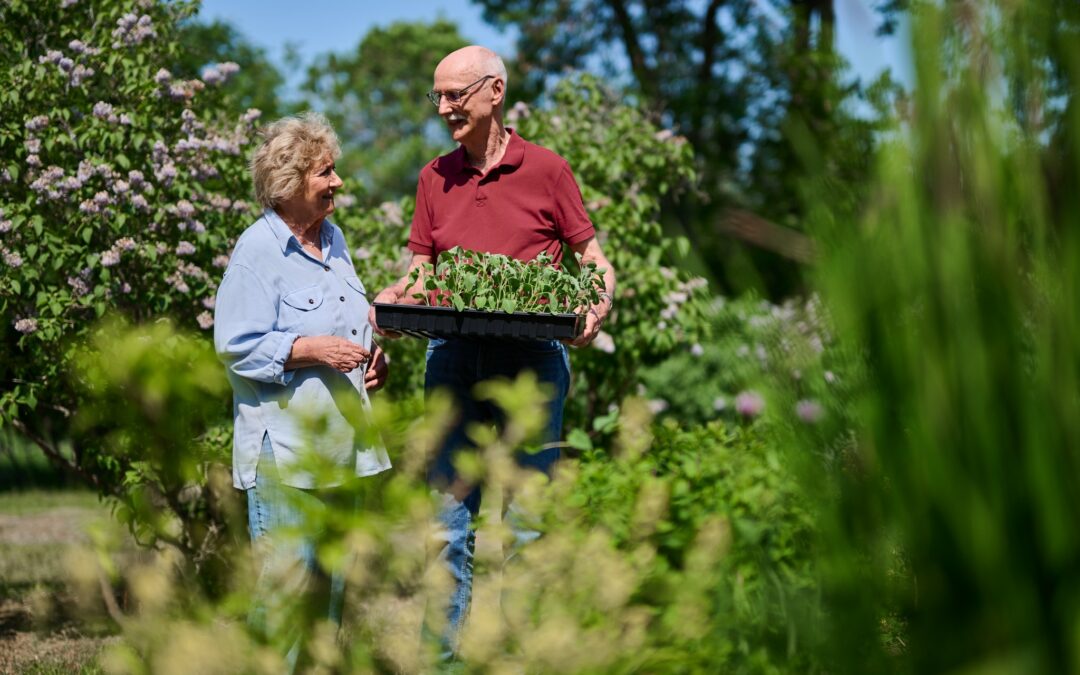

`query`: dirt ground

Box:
[0,492,119,674]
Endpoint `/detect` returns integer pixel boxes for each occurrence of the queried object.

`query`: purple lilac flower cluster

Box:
[200,61,240,86]
[38,46,97,86]
[14,317,38,334]
[112,13,157,48]
[99,236,137,268]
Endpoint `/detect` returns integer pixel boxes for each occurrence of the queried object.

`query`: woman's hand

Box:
[365,343,388,391]
[287,335,370,373]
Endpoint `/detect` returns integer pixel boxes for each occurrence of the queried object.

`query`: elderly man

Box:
[371,45,616,655]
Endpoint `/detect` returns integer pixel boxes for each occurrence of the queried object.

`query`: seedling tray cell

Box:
[374,303,582,341]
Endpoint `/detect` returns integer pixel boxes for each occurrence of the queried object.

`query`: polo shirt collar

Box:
[450,127,525,176]
[263,208,333,254]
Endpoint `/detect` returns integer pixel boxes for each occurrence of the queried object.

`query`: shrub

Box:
[0,0,260,479]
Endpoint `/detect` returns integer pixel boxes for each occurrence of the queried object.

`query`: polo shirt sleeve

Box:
[407,169,435,256]
[553,163,596,245]
[213,264,299,386]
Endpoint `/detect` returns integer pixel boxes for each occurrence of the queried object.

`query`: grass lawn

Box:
[0,488,119,674]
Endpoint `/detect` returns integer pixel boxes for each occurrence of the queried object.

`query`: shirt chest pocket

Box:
[278,285,328,334]
[344,276,365,295]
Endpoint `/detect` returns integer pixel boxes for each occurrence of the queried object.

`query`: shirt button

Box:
[323,266,330,272]
[339,296,345,302]
[351,329,357,335]
[308,298,314,304]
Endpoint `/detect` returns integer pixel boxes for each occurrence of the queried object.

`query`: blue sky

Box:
[198,0,911,94]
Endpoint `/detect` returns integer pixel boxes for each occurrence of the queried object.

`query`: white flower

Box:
[212,255,230,268]
[824,370,836,384]
[100,249,121,267]
[379,201,404,226]
[647,399,669,415]
[3,250,23,267]
[175,241,195,256]
[196,311,214,330]
[713,396,728,411]
[14,318,38,334]
[592,330,615,353]
[114,237,136,251]
[690,343,704,357]
[92,101,113,119]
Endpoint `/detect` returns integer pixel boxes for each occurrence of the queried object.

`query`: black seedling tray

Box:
[374,303,582,341]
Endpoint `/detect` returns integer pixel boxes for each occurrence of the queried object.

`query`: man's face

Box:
[432,64,497,145]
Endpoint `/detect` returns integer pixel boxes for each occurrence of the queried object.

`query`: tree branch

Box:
[718,209,817,264]
[8,417,104,490]
[699,0,725,86]
[602,0,660,100]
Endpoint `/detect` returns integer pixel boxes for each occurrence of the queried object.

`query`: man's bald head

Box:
[435,46,508,92]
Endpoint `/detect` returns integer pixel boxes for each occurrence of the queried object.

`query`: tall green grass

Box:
[806,1,1080,672]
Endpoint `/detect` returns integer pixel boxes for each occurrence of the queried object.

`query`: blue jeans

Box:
[424,337,571,657]
[247,434,349,673]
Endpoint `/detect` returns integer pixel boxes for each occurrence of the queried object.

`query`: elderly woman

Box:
[213,111,390,668]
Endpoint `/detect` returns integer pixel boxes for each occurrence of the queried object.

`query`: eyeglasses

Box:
[427,75,494,107]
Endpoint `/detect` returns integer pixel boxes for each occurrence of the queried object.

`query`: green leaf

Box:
[566,428,593,452]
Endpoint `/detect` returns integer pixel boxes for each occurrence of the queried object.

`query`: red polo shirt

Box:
[408,129,595,265]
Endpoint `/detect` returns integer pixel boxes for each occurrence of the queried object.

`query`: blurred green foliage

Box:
[65,345,821,672]
[803,1,1080,672]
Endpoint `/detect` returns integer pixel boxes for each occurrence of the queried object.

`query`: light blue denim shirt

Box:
[214,209,391,489]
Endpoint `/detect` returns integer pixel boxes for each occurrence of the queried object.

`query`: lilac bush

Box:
[0,0,263,481]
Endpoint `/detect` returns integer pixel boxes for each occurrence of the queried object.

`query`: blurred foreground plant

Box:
[69,326,820,672]
[804,1,1080,672]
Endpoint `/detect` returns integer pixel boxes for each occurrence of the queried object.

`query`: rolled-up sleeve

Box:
[214,264,298,386]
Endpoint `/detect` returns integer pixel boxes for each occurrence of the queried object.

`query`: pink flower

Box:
[176,241,195,256]
[795,399,824,424]
[196,311,213,330]
[100,249,120,267]
[212,255,230,268]
[4,250,23,267]
[735,390,765,418]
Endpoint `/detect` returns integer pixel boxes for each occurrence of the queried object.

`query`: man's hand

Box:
[567,296,611,348]
[288,335,370,373]
[369,253,432,339]
[369,287,405,339]
[565,236,616,349]
[365,343,388,391]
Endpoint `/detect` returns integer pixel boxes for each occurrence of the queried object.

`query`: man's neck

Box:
[462,120,509,173]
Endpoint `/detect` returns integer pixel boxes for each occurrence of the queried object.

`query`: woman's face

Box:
[285,153,343,224]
